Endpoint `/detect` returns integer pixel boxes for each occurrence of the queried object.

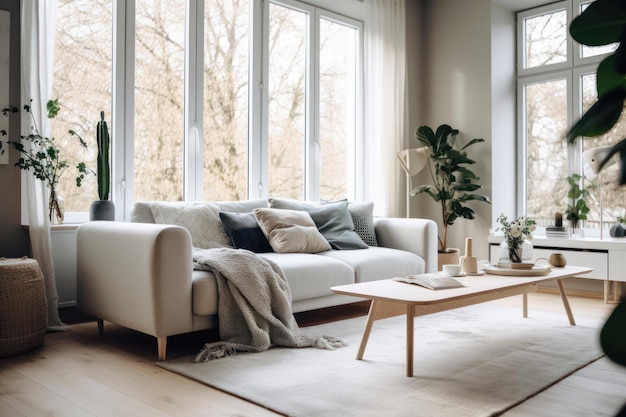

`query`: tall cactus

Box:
[97,111,110,200]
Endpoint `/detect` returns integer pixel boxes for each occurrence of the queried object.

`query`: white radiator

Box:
[51,227,78,307]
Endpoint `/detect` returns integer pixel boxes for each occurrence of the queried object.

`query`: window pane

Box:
[319,18,356,200]
[581,73,626,228]
[525,79,568,225]
[523,9,567,69]
[203,0,249,201]
[268,3,306,199]
[52,0,112,212]
[134,0,185,202]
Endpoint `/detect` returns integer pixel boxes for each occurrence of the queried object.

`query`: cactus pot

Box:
[90,200,115,221]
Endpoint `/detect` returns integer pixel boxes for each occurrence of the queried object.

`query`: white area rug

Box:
[158,303,604,417]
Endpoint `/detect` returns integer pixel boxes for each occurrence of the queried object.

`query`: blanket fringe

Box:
[314,335,348,350]
[194,342,238,362]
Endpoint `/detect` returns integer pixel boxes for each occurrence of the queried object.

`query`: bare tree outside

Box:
[134,0,185,202]
[523,9,567,69]
[319,18,357,200]
[51,0,112,213]
[268,3,306,199]
[203,0,249,202]
[525,79,568,226]
[50,0,359,214]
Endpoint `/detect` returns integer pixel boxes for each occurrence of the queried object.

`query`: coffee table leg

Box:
[522,293,528,318]
[356,299,380,360]
[556,279,576,326]
[406,304,414,377]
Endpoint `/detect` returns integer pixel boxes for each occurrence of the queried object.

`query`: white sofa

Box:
[76,199,438,360]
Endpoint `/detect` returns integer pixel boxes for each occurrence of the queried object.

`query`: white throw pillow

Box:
[150,202,232,249]
[253,208,331,253]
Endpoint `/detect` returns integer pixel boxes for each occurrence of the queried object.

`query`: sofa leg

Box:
[97,319,104,335]
[157,336,167,361]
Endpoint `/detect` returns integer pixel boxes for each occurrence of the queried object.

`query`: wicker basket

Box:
[0,257,47,358]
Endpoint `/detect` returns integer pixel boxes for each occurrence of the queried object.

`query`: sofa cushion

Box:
[219,211,273,253]
[191,253,355,315]
[151,202,232,249]
[319,246,425,283]
[254,208,331,253]
[268,198,368,249]
[260,253,355,300]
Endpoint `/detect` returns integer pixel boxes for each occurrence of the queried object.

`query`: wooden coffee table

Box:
[331,265,592,377]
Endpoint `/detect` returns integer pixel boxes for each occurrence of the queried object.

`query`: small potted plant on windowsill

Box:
[411,124,491,268]
[564,173,590,237]
[71,111,114,221]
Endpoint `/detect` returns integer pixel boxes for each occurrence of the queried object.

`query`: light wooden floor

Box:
[1,292,625,417]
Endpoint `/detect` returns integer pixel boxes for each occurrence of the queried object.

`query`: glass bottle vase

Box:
[499,239,533,264]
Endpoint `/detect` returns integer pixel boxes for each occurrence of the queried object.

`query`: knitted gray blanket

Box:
[192,248,346,362]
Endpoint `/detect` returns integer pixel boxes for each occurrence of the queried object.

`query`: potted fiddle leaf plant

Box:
[71,111,114,221]
[411,124,491,267]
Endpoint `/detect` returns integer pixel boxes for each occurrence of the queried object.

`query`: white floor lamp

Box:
[396,148,429,218]
[583,145,617,240]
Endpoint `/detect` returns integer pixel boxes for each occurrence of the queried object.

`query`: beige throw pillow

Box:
[253,208,331,253]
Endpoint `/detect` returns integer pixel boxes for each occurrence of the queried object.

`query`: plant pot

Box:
[90,200,115,221]
[437,248,460,271]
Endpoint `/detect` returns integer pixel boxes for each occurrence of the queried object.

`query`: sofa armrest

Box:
[373,218,438,273]
[76,221,195,338]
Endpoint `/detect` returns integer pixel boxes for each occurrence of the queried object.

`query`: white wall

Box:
[412,0,502,260]
[490,3,517,227]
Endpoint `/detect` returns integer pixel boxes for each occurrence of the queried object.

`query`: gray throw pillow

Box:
[268,198,368,250]
[348,201,378,246]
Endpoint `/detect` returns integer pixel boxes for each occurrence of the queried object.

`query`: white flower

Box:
[510,226,521,238]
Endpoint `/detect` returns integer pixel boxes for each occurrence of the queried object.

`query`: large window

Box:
[50,0,363,221]
[51,0,113,213]
[517,0,623,233]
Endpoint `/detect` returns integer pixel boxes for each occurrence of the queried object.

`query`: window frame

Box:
[516,0,616,231]
[53,0,364,222]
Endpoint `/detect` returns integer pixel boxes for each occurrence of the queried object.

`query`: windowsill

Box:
[21,223,81,231]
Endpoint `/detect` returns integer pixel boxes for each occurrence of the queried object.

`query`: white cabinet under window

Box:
[488,235,625,303]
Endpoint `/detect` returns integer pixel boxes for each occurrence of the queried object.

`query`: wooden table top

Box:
[331,265,593,305]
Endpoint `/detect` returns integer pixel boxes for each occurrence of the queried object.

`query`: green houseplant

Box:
[71,111,114,220]
[564,173,591,233]
[1,99,68,223]
[568,0,626,374]
[411,124,491,253]
[568,0,626,184]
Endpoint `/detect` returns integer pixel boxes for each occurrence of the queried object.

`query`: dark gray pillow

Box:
[269,198,367,250]
[219,211,273,253]
[347,201,378,246]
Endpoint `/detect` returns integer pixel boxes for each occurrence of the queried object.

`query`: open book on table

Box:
[393,272,465,290]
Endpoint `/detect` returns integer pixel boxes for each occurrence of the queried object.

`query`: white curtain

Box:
[363,0,407,217]
[21,0,65,330]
